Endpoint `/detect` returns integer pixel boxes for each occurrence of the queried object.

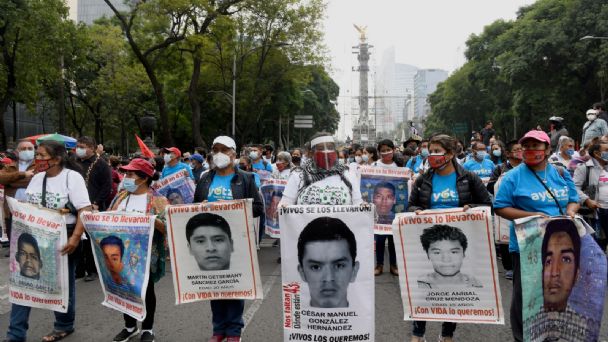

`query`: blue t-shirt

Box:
[430,172,459,209]
[463,158,495,178]
[406,156,424,173]
[162,162,194,179]
[207,174,234,202]
[252,160,272,172]
[494,164,579,253]
[485,154,503,167]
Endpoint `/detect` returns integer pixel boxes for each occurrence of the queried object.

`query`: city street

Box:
[1,240,608,342]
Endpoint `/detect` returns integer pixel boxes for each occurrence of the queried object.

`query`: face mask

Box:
[380,151,393,162]
[355,156,362,163]
[492,150,502,157]
[19,150,34,162]
[213,152,231,169]
[314,150,337,170]
[75,148,87,158]
[122,178,140,193]
[239,164,248,170]
[292,156,301,163]
[523,150,546,166]
[601,152,608,162]
[565,149,575,156]
[428,153,449,170]
[348,157,355,164]
[361,155,369,162]
[475,151,487,160]
[420,148,429,158]
[163,154,172,163]
[249,151,259,160]
[35,159,53,173]
[587,114,597,121]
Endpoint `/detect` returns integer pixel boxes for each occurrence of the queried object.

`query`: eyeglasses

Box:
[17,250,40,262]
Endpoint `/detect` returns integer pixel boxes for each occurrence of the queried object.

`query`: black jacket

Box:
[408,162,492,211]
[487,161,516,195]
[194,167,263,218]
[76,154,112,211]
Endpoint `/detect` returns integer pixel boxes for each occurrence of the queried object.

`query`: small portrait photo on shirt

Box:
[359,165,409,230]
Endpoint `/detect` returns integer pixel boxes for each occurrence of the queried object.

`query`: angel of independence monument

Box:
[351,25,376,145]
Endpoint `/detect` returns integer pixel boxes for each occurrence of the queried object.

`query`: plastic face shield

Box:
[311,136,337,170]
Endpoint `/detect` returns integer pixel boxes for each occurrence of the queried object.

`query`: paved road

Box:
[1,241,608,342]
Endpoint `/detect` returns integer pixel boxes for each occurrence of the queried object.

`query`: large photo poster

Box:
[152,169,195,204]
[359,166,408,234]
[166,199,263,304]
[393,207,504,324]
[515,216,607,342]
[81,211,155,320]
[261,178,287,238]
[7,197,69,312]
[279,205,375,342]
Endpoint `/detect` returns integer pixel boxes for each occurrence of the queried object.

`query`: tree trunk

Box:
[189,54,204,147]
[57,55,66,134]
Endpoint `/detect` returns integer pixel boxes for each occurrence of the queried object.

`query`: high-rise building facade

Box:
[413,69,448,119]
[66,0,129,25]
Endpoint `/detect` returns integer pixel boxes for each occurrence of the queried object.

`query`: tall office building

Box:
[66,0,129,25]
[413,69,448,119]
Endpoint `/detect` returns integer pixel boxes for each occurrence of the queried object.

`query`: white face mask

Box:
[249,151,259,160]
[163,154,173,163]
[19,150,35,162]
[213,152,231,169]
[355,156,362,163]
[76,147,88,158]
[361,155,369,162]
[587,114,597,121]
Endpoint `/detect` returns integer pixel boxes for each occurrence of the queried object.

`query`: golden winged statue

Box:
[353,24,367,42]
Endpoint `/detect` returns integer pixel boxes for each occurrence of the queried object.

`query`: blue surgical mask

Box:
[476,151,487,160]
[601,152,608,162]
[566,149,575,156]
[420,148,429,158]
[123,178,140,193]
[492,150,502,157]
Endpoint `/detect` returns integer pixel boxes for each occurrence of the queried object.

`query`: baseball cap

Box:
[119,158,156,178]
[212,136,236,150]
[586,109,599,115]
[161,147,181,158]
[191,153,204,163]
[519,130,550,145]
[549,116,563,122]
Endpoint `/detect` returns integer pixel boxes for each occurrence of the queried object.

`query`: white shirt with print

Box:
[281,170,362,205]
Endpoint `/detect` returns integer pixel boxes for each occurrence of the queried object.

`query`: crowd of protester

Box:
[0,101,607,342]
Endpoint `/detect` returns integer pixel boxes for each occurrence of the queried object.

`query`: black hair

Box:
[542,220,581,273]
[185,213,232,242]
[364,146,378,161]
[264,144,274,152]
[429,134,458,154]
[77,136,96,148]
[420,224,468,254]
[593,102,605,111]
[100,235,124,259]
[17,233,41,259]
[506,140,520,152]
[297,217,357,266]
[373,182,395,195]
[377,139,395,151]
[132,169,159,186]
[153,156,164,173]
[38,140,82,173]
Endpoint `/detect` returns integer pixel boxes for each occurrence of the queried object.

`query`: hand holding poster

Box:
[359,165,409,234]
[152,169,195,204]
[7,197,69,312]
[392,207,504,324]
[515,216,607,342]
[279,205,375,342]
[81,211,155,320]
[166,199,262,304]
[261,178,287,237]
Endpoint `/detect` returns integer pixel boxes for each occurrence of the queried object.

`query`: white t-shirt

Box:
[598,169,608,207]
[25,169,91,224]
[281,170,362,205]
[272,168,292,180]
[372,161,397,168]
[116,193,148,213]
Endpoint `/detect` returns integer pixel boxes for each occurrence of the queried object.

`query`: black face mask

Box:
[239,164,249,171]
[292,156,301,163]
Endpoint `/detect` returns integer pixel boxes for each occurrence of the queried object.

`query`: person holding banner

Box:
[281,132,362,206]
[106,158,168,342]
[494,130,579,342]
[160,147,194,180]
[407,134,492,342]
[5,140,92,342]
[193,135,263,342]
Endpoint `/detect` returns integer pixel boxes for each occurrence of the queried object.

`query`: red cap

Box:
[519,130,550,145]
[161,147,181,158]
[119,158,155,178]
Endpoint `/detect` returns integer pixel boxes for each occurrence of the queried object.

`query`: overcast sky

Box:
[324,0,536,137]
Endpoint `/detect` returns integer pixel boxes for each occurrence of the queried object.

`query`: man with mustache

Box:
[297,217,360,308]
[16,233,42,280]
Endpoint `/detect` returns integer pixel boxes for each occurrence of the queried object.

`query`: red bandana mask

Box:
[314,151,337,170]
[523,150,545,166]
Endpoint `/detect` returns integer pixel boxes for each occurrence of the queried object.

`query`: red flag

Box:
[135,134,155,158]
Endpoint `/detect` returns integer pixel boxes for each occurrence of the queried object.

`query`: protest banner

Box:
[81,211,155,320]
[359,165,409,234]
[515,216,607,342]
[7,197,68,312]
[166,199,263,304]
[152,169,195,204]
[493,215,510,244]
[279,205,375,342]
[260,178,287,237]
[393,207,504,324]
[0,186,6,242]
